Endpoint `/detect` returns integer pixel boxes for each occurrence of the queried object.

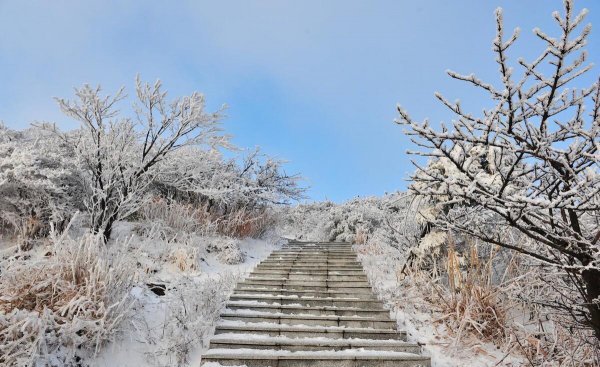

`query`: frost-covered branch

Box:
[397,0,600,340]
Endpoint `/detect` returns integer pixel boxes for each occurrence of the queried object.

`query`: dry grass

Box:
[0,214,48,249]
[139,197,275,239]
[140,197,213,235]
[353,226,369,245]
[437,242,507,344]
[396,234,600,366]
[0,227,135,366]
[400,250,509,347]
[215,207,275,238]
[168,245,199,272]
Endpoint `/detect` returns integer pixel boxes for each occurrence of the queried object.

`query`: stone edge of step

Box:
[220,312,395,323]
[201,350,429,361]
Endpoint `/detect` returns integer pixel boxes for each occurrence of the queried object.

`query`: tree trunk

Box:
[102,209,121,243]
[582,267,600,341]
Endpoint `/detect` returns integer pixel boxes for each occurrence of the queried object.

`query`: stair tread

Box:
[227,301,387,311]
[203,348,427,360]
[216,321,401,333]
[210,334,417,346]
[221,310,393,322]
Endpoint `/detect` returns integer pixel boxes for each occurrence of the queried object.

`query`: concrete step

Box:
[249,274,368,282]
[245,276,369,284]
[269,250,355,253]
[245,276,369,282]
[282,245,353,249]
[260,258,359,262]
[260,263,362,268]
[209,334,421,353]
[231,292,375,303]
[266,256,358,260]
[282,247,353,249]
[258,263,363,269]
[261,259,361,264]
[277,252,355,254]
[251,269,366,276]
[256,265,364,271]
[265,252,355,256]
[269,253,357,260]
[238,281,373,293]
[229,294,384,308]
[234,287,376,299]
[220,311,396,328]
[285,241,351,244]
[241,280,371,289]
[274,247,356,254]
[201,351,430,367]
[273,253,355,257]
[255,267,365,273]
[214,323,406,340]
[283,242,351,244]
[226,302,391,318]
[270,252,354,254]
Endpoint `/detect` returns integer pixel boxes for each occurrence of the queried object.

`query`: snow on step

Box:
[209,334,421,353]
[200,241,431,367]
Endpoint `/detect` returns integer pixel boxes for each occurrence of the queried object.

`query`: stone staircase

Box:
[201,241,431,367]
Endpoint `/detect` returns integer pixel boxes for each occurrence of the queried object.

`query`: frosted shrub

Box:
[207,237,245,265]
[168,245,199,272]
[217,243,245,265]
[0,229,135,366]
[138,274,240,366]
[215,207,275,239]
[282,193,410,245]
[155,146,305,211]
[0,125,83,240]
[139,197,215,236]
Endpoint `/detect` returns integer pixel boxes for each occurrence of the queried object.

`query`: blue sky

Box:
[1,1,599,202]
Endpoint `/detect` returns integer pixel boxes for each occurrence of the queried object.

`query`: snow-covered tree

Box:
[236,148,305,206]
[153,146,305,211]
[397,1,600,339]
[46,77,227,241]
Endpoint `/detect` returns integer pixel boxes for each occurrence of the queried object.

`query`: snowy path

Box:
[200,241,431,367]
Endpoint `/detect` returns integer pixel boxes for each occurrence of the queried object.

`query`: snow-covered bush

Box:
[154,146,304,211]
[207,236,245,265]
[148,145,302,239]
[281,192,410,245]
[138,197,214,237]
[0,227,135,366]
[134,274,240,366]
[168,245,200,273]
[0,125,83,241]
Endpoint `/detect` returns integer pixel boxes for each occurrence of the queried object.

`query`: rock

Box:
[147,283,167,296]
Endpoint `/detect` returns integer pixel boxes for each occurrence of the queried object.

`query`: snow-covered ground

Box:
[2,196,596,367]
[0,216,282,367]
[90,225,283,367]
